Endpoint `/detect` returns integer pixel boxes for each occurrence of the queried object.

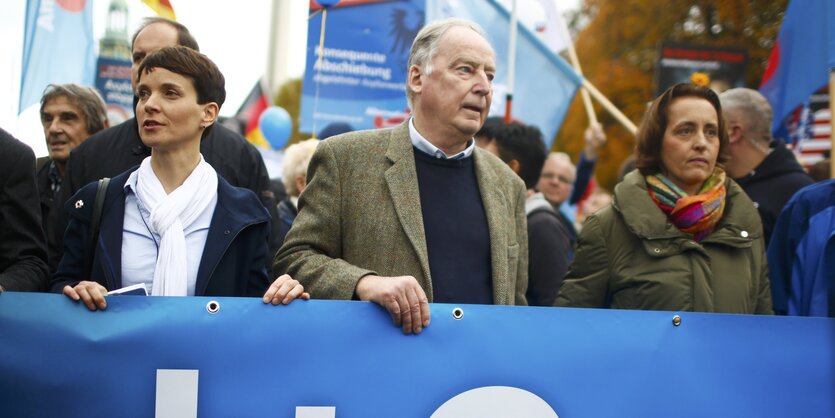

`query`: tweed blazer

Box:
[274,122,528,305]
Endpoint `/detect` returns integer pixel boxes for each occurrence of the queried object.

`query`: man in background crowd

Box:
[276,138,319,246]
[0,128,48,292]
[537,124,606,259]
[476,120,571,306]
[37,84,108,271]
[719,88,813,244]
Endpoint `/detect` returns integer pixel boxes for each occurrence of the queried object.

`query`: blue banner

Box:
[94,56,134,126]
[1,293,833,417]
[427,0,581,146]
[300,0,424,134]
[19,0,96,112]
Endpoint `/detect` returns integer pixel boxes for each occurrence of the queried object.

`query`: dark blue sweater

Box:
[413,148,493,304]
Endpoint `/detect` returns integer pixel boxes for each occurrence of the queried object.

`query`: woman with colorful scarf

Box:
[555,83,772,314]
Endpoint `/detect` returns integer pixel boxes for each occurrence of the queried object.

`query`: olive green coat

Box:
[555,170,772,314]
[274,122,529,305]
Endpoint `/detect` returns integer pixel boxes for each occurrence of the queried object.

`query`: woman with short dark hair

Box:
[52,46,306,310]
[555,83,772,314]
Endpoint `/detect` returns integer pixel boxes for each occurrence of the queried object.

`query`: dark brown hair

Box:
[137,46,225,107]
[635,83,729,175]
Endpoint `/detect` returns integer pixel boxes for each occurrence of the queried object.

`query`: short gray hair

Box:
[547,152,576,182]
[719,88,773,144]
[40,84,108,135]
[282,138,320,197]
[406,18,489,108]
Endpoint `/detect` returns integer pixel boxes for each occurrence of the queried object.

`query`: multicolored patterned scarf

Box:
[646,168,727,241]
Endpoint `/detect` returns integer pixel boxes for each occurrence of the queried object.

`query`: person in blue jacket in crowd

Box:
[767,179,835,317]
[51,46,307,310]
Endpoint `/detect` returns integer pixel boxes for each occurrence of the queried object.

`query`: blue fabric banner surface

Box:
[19,0,96,112]
[0,293,833,417]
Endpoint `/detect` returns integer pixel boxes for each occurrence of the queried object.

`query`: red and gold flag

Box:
[235,81,271,149]
[142,0,176,20]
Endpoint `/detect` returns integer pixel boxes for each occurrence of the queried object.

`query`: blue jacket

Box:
[767,179,835,317]
[50,168,272,297]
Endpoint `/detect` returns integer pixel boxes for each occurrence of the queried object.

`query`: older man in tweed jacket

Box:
[275,19,527,334]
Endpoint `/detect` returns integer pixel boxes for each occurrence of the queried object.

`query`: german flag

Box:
[142,0,176,20]
[235,81,271,149]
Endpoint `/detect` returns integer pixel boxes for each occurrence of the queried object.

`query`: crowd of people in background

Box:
[1,17,832,326]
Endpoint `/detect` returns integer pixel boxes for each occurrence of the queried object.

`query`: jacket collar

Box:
[736,140,806,185]
[407,117,475,160]
[96,168,269,294]
[473,147,513,304]
[613,170,680,240]
[194,175,270,295]
[614,170,762,247]
[525,192,555,216]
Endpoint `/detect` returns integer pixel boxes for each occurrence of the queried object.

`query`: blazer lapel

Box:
[383,123,432,288]
[473,149,510,304]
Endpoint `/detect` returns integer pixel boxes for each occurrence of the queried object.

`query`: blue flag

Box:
[300,1,425,134]
[427,0,581,146]
[19,0,96,113]
[759,0,835,133]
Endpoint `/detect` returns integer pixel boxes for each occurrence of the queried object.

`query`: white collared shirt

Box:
[408,118,475,160]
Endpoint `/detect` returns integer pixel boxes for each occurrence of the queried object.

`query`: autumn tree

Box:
[556,0,788,191]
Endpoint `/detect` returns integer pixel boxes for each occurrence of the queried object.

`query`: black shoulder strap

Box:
[84,178,110,279]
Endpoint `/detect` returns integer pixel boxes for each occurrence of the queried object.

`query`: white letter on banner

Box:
[37,0,55,32]
[296,406,336,418]
[432,386,559,418]
[155,369,199,418]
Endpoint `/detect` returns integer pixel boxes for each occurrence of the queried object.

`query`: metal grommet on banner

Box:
[672,315,682,327]
[452,307,464,320]
[206,300,220,314]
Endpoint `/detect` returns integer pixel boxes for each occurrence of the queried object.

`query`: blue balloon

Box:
[316,0,340,7]
[259,106,292,150]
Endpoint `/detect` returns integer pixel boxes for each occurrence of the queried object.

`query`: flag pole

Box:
[311,8,328,138]
[504,0,518,124]
[581,78,638,135]
[564,35,598,127]
[265,0,287,97]
[830,70,834,178]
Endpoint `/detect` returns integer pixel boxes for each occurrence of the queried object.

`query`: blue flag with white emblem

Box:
[19,0,96,113]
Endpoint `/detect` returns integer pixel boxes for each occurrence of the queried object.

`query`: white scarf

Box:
[135,155,218,296]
